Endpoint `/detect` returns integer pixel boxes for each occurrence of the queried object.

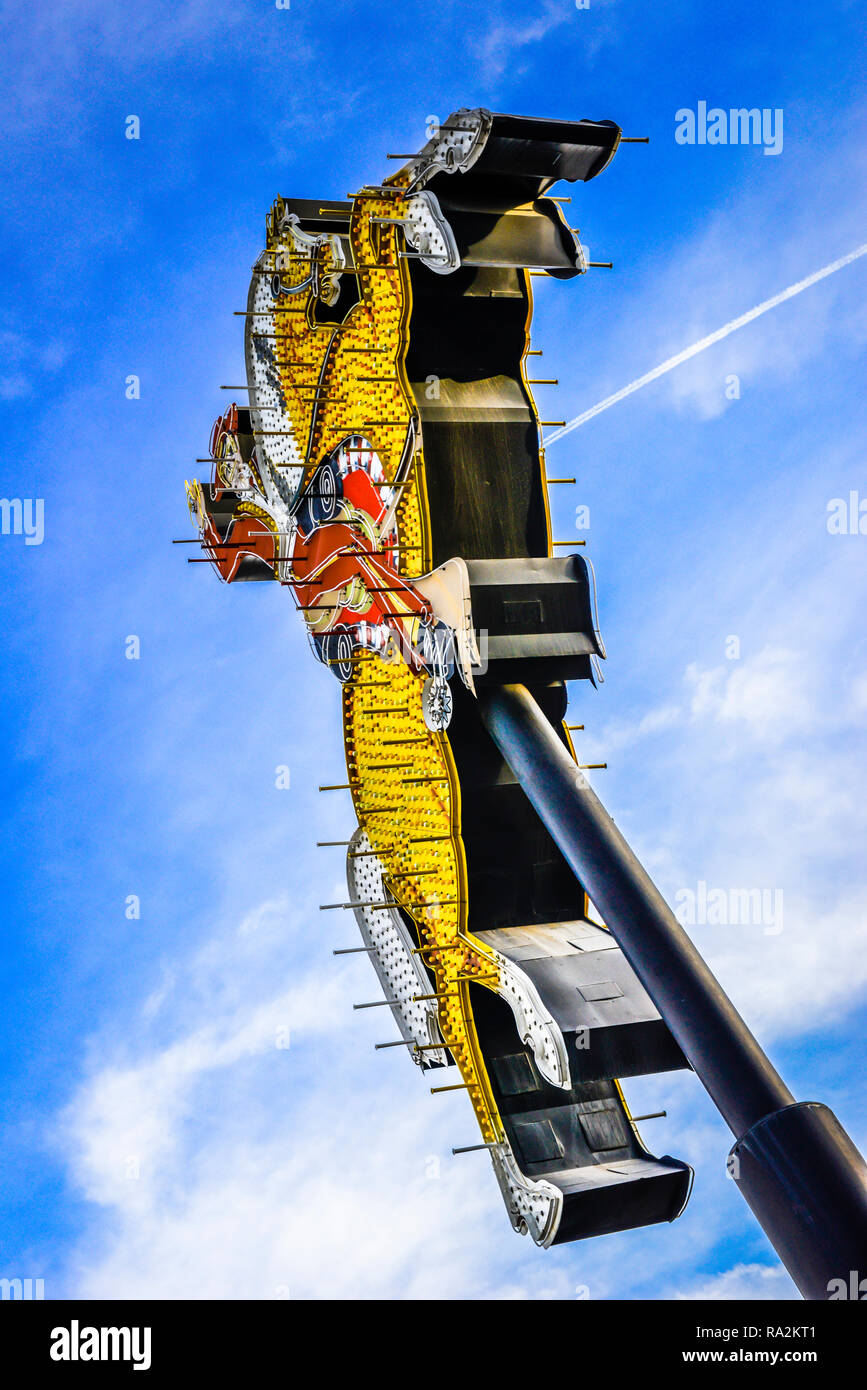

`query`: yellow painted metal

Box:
[258,180,563,1144]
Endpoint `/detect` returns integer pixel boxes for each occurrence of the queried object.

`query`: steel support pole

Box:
[479,683,867,1300]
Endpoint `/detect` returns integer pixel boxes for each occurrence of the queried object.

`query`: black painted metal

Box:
[480,682,867,1298]
[731,1103,867,1300]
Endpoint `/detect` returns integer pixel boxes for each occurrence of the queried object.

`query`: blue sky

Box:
[1,0,866,1299]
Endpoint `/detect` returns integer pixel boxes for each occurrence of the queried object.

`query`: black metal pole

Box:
[479,682,867,1300]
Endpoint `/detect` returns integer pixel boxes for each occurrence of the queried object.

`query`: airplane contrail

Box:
[545,242,867,445]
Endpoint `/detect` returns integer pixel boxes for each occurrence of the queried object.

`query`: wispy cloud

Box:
[4,0,866,1306]
[52,891,781,1300]
[543,105,867,436]
[0,329,67,402]
[676,1262,798,1300]
[581,613,867,1042]
[468,0,619,84]
[546,243,867,441]
[53,899,584,1299]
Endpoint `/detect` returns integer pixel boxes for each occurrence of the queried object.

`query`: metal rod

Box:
[319,900,393,911]
[412,942,466,955]
[481,683,792,1134]
[478,682,867,1301]
[350,186,407,197]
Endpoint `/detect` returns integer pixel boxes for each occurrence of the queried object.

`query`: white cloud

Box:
[470,0,618,84]
[676,1262,797,1300]
[545,101,867,430]
[53,895,763,1301]
[685,647,814,743]
[18,39,866,1306]
[0,328,67,400]
[578,619,867,1043]
[473,2,572,82]
[56,897,606,1300]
